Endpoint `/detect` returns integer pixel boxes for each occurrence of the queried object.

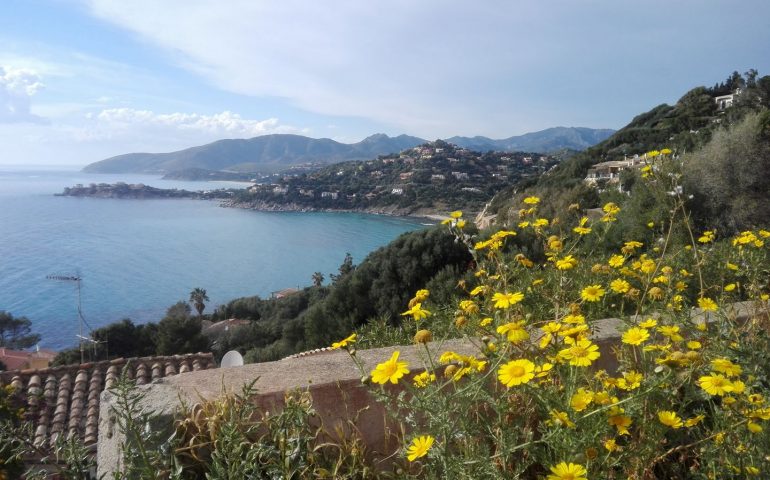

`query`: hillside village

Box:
[232,141,560,215]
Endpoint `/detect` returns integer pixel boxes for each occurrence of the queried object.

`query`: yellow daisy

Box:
[498,359,535,387]
[406,435,434,461]
[371,351,410,385]
[547,462,588,480]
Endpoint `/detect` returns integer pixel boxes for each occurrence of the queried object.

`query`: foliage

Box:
[156,302,208,355]
[335,157,770,478]
[0,311,41,349]
[684,111,770,233]
[51,302,206,365]
[188,288,209,317]
[232,142,558,215]
[0,384,95,479]
[491,69,770,223]
[212,226,472,362]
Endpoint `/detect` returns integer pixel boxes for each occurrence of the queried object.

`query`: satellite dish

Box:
[220,350,244,368]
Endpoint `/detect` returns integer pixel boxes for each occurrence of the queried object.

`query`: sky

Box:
[1,0,769,166]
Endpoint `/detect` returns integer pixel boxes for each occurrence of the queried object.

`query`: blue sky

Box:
[1,0,769,166]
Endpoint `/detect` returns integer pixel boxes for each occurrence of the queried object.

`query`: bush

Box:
[335,154,770,478]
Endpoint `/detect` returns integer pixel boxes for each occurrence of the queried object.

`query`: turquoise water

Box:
[0,167,426,350]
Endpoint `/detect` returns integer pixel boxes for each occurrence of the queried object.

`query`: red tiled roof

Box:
[0,352,216,449]
[0,347,57,371]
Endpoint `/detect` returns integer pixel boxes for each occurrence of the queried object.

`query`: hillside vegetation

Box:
[490,70,770,228]
[230,140,563,215]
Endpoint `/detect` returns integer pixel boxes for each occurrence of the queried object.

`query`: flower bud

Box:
[414,329,433,344]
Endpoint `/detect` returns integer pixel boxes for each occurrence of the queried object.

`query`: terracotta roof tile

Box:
[0,352,216,450]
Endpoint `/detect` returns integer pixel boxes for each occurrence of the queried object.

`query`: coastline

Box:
[219,199,450,223]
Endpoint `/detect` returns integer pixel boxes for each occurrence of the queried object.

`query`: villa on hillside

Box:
[715,88,741,110]
[584,154,648,189]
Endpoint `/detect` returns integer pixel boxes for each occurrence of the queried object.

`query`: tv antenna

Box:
[47,272,97,364]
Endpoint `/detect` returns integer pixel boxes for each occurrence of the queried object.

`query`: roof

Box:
[0,347,57,371]
[0,352,216,450]
[202,318,251,337]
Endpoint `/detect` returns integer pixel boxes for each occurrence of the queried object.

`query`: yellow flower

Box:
[573,217,592,235]
[515,253,534,268]
[581,285,605,302]
[469,285,488,296]
[547,462,588,480]
[459,300,479,314]
[697,297,718,312]
[449,210,463,218]
[570,388,594,412]
[371,351,410,385]
[617,370,643,390]
[555,255,578,271]
[687,340,702,350]
[657,325,683,342]
[533,218,550,228]
[331,333,357,350]
[523,196,540,205]
[480,317,493,327]
[699,374,734,396]
[563,314,585,324]
[610,278,631,294]
[711,358,742,377]
[603,202,620,215]
[621,240,643,254]
[498,359,535,387]
[401,303,431,321]
[748,422,763,434]
[559,339,601,367]
[549,410,576,428]
[406,435,434,461]
[684,414,705,427]
[412,371,436,388]
[604,438,619,452]
[492,291,524,309]
[698,230,715,243]
[622,327,649,346]
[648,286,664,300]
[608,409,633,435]
[639,258,656,274]
[724,283,736,292]
[658,411,683,429]
[639,318,657,329]
[608,254,625,268]
[497,321,530,344]
[411,289,430,303]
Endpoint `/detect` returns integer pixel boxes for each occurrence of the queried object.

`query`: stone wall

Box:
[97,301,762,476]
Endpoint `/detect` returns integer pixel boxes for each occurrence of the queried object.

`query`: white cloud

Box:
[0,66,46,123]
[81,0,545,137]
[88,108,300,138]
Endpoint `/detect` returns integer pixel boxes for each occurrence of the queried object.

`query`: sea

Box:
[0,166,428,350]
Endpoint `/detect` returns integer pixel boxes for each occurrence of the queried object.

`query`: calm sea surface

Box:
[0,166,426,350]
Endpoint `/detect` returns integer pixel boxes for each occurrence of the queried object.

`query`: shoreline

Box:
[219,199,452,223]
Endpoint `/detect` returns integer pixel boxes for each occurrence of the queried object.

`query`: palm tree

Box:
[311,272,325,287]
[189,288,209,317]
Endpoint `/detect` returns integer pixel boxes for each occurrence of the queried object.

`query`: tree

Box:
[0,311,40,349]
[311,272,325,287]
[330,253,355,284]
[156,301,208,355]
[189,288,210,316]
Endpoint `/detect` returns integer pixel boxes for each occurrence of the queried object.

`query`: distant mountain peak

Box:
[82,128,614,174]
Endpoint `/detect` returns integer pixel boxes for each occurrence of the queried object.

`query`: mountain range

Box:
[82,127,615,174]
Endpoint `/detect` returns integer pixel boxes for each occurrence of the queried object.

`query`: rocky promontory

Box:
[57,182,237,200]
